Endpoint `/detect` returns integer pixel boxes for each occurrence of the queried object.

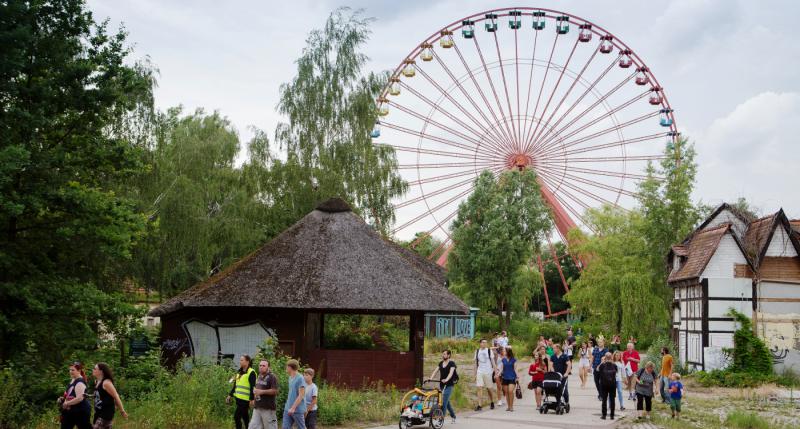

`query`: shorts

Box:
[670,397,682,412]
[304,410,317,429]
[476,371,493,388]
[93,417,113,429]
[501,378,517,386]
[530,380,542,389]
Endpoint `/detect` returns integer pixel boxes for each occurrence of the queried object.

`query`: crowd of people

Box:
[457,329,684,422]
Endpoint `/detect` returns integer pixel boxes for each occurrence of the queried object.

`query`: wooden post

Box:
[410,312,425,385]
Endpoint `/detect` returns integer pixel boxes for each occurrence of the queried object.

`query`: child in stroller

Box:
[539,371,571,415]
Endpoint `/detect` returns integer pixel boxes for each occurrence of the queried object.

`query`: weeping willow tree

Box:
[566,206,668,338]
[130,108,269,297]
[261,8,407,235]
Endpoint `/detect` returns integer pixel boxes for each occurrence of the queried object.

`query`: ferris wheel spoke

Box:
[415,63,515,154]
[532,53,622,151]
[522,33,561,149]
[395,176,479,209]
[514,28,521,146]
[452,43,516,146]
[523,37,581,154]
[522,29,540,145]
[471,37,517,149]
[536,89,650,157]
[392,185,476,234]
[405,165,500,187]
[398,161,496,169]
[538,110,660,158]
[491,31,519,150]
[543,170,622,208]
[376,140,496,162]
[536,69,637,153]
[534,162,660,181]
[537,174,593,231]
[552,132,668,157]
[559,154,667,163]
[385,101,501,157]
[527,43,601,153]
[537,166,637,197]
[396,82,511,156]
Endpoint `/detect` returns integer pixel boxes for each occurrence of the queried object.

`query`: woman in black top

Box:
[60,361,91,429]
[428,350,457,424]
[91,362,127,429]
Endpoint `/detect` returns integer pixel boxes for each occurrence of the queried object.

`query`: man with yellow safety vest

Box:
[227,355,257,429]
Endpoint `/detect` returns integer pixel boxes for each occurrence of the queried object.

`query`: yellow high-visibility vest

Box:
[233,367,255,401]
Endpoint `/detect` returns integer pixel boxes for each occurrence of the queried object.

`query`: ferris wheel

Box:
[373,8,679,317]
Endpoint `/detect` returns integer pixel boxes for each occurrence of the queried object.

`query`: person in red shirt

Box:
[528,351,548,408]
[621,342,641,401]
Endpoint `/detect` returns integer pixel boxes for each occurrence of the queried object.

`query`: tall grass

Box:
[724,410,771,429]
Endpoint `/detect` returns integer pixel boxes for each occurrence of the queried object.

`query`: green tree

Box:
[637,139,701,301]
[257,8,406,235]
[0,0,154,363]
[566,206,667,338]
[448,169,552,329]
[401,231,445,260]
[128,108,269,297]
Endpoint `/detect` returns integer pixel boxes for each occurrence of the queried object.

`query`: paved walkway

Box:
[371,371,632,429]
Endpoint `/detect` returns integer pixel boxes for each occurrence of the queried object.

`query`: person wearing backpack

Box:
[429,350,458,424]
[597,352,618,420]
[473,339,496,411]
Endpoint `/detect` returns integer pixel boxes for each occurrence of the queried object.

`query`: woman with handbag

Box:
[500,346,518,411]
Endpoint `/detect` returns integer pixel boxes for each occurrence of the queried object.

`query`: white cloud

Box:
[695,91,800,217]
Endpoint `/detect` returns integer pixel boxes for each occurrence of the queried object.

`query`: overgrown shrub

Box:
[425,338,476,355]
[727,309,772,375]
[694,369,777,388]
[0,368,28,428]
[644,335,684,375]
[324,315,409,351]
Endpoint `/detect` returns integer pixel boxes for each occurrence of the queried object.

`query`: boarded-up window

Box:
[183,320,275,366]
[734,264,754,278]
[759,257,800,281]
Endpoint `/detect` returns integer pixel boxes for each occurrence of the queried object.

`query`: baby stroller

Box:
[398,379,444,429]
[539,372,570,415]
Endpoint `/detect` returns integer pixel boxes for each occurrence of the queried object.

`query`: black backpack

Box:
[600,363,617,387]
[475,348,493,367]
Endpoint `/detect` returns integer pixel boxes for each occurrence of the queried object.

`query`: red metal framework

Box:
[373,8,679,317]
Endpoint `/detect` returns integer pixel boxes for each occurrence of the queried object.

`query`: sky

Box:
[88,0,800,221]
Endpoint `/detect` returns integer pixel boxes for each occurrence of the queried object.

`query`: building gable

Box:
[701,206,750,239]
[702,233,750,279]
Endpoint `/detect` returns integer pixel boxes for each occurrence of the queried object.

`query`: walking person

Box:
[91,363,127,429]
[282,359,307,429]
[597,353,618,420]
[249,359,279,429]
[528,351,547,408]
[659,347,674,404]
[494,347,506,407]
[303,369,318,429]
[610,334,622,352]
[500,347,518,412]
[429,350,458,424]
[497,331,509,348]
[578,342,591,388]
[612,351,626,411]
[473,339,496,411]
[633,361,657,420]
[668,373,684,419]
[591,339,608,400]
[548,344,572,405]
[59,361,91,429]
[227,355,256,429]
[622,342,641,401]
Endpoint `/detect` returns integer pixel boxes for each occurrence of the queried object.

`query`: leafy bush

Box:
[727,309,772,375]
[694,370,777,388]
[724,410,771,429]
[0,368,28,428]
[324,315,409,351]
[644,335,683,375]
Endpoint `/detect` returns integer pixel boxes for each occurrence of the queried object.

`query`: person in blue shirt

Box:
[548,344,572,404]
[667,373,684,419]
[592,339,609,401]
[500,347,518,412]
[282,359,307,429]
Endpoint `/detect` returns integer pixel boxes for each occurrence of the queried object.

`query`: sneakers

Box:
[490,402,495,410]
[451,417,456,424]
[610,416,615,420]
[601,416,606,420]
[475,405,482,411]
[497,400,504,406]
[620,406,626,411]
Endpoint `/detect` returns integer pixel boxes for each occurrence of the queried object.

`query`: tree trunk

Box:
[497,297,505,331]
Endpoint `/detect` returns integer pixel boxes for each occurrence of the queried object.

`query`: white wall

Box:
[765,227,798,257]
[703,233,748,279]
[703,209,749,239]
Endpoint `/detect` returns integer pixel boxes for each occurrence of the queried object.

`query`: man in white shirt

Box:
[497,331,509,348]
[474,339,497,411]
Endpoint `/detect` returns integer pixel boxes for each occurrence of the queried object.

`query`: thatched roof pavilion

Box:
[151,198,467,387]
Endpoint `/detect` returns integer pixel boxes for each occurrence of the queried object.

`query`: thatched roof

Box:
[150,198,467,317]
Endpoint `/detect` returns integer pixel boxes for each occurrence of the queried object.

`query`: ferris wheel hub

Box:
[507,153,532,170]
